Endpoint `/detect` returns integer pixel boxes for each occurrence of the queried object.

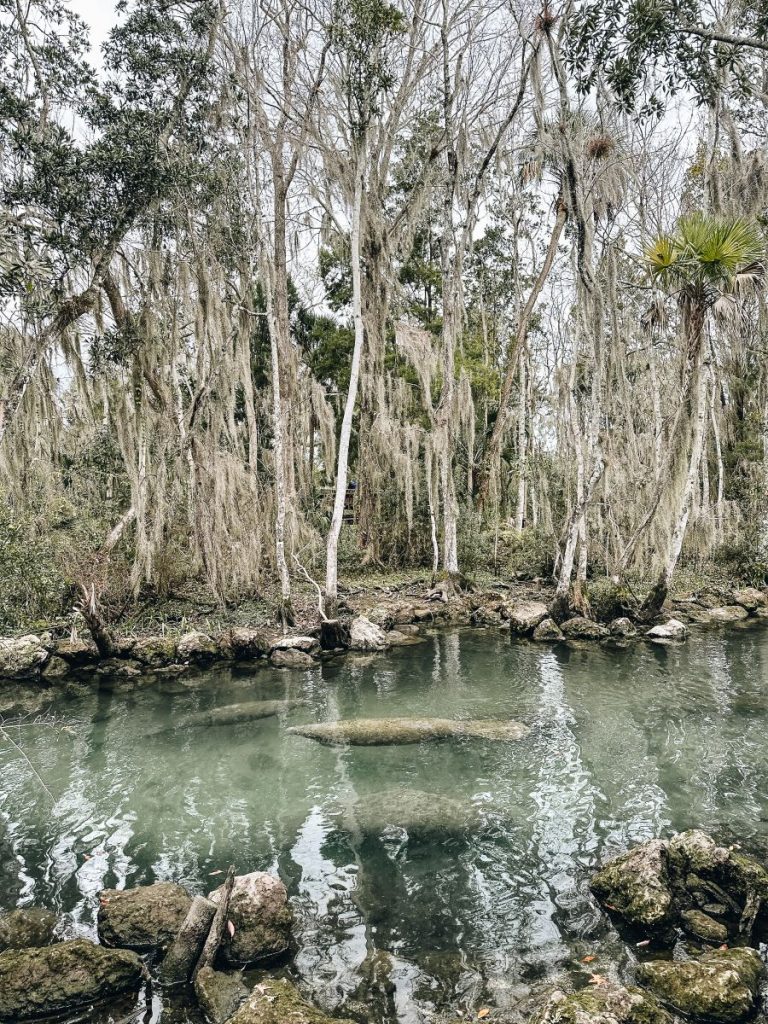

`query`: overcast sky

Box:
[70,0,117,57]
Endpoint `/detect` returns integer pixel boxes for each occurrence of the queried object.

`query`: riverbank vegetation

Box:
[2,0,768,637]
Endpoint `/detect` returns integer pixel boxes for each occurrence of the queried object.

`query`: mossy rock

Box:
[681,909,729,944]
[228,978,357,1024]
[637,948,762,1023]
[208,872,292,966]
[97,882,192,952]
[0,907,57,951]
[132,636,179,667]
[194,966,249,1024]
[0,939,143,1020]
[530,982,673,1024]
[591,839,674,932]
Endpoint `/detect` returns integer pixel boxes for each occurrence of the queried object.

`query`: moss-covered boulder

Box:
[0,939,143,1020]
[591,839,674,933]
[54,638,98,665]
[194,966,249,1024]
[227,627,271,660]
[731,588,767,612]
[132,636,179,667]
[709,606,749,623]
[177,630,220,664]
[208,872,292,966]
[533,618,564,642]
[0,907,57,951]
[97,882,192,952]
[561,617,610,640]
[505,600,549,634]
[271,648,315,668]
[288,717,530,746]
[228,979,357,1024]
[667,830,768,903]
[681,909,728,944]
[530,982,673,1024]
[0,635,48,679]
[637,948,762,1023]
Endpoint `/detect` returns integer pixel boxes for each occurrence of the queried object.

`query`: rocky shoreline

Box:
[0,583,767,697]
[2,830,767,1023]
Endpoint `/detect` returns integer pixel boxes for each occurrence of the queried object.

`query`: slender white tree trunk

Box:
[515,350,528,531]
[325,143,366,609]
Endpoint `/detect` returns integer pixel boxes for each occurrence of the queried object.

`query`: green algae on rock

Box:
[228,978,358,1024]
[0,939,143,1020]
[530,982,673,1024]
[287,717,530,746]
[97,881,192,952]
[0,907,57,951]
[194,966,249,1024]
[591,839,675,932]
[636,947,763,1023]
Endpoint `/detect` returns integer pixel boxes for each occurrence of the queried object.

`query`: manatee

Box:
[151,699,308,734]
[287,717,530,746]
[335,789,484,838]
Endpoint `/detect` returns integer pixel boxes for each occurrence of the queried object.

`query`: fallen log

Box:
[192,866,235,982]
[160,895,216,986]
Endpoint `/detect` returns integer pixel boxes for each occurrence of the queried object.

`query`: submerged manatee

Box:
[151,699,308,734]
[287,717,530,746]
[335,788,484,838]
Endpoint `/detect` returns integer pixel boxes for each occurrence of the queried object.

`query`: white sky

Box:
[69,0,117,58]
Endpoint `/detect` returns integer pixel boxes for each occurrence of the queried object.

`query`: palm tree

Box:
[641,212,765,618]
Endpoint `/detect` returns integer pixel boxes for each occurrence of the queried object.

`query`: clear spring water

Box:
[2,624,768,1023]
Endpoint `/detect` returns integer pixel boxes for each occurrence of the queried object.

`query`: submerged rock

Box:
[208,872,292,966]
[0,939,143,1020]
[270,648,315,668]
[229,978,357,1024]
[349,615,390,651]
[174,698,307,730]
[194,966,249,1024]
[0,907,57,951]
[505,600,549,634]
[530,982,673,1024]
[646,619,688,642]
[97,881,192,952]
[0,635,48,679]
[637,948,762,1023]
[533,618,564,642]
[591,839,674,932]
[561,617,610,640]
[287,717,530,746]
[338,789,482,838]
[41,655,71,679]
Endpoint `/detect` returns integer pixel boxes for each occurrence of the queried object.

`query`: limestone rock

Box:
[646,619,688,642]
[533,618,564,642]
[637,948,762,1023]
[208,872,292,966]
[54,638,98,665]
[709,606,750,623]
[591,839,674,932]
[288,717,530,746]
[0,635,48,679]
[731,588,767,612]
[132,636,178,667]
[0,907,57,951]
[505,601,549,634]
[609,617,638,638]
[385,629,424,646]
[228,979,357,1024]
[270,648,315,668]
[349,615,390,651]
[530,982,673,1024]
[227,627,271,660]
[681,909,728,944]
[0,939,143,1020]
[270,635,319,655]
[194,966,249,1024]
[177,630,220,664]
[561,617,609,640]
[41,655,71,679]
[97,882,192,952]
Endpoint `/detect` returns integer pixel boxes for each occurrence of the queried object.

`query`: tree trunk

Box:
[325,142,366,614]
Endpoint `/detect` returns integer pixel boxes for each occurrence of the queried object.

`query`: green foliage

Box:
[0,505,69,628]
[504,526,556,579]
[712,540,768,588]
